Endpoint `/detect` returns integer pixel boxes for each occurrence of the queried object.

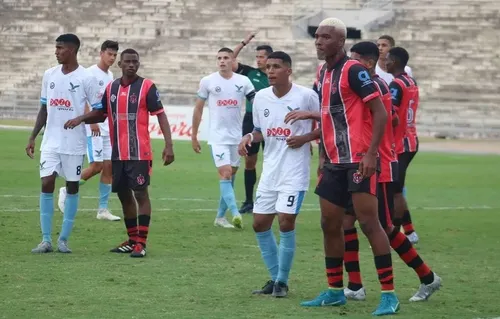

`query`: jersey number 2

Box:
[286,195,295,207]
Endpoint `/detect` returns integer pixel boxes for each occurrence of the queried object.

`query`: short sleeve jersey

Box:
[85,64,114,136]
[197,72,255,145]
[253,84,320,191]
[40,65,103,155]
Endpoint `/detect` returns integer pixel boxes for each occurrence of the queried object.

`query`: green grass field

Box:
[0,128,499,319]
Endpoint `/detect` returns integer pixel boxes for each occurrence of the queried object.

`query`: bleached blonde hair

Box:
[318,18,347,37]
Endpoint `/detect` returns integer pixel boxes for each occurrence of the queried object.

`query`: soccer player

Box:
[376,35,413,84]
[64,48,175,258]
[192,47,256,229]
[26,34,103,253]
[376,36,417,240]
[232,33,272,214]
[387,47,421,244]
[288,18,400,316]
[342,41,441,302]
[58,40,121,221]
[238,51,319,297]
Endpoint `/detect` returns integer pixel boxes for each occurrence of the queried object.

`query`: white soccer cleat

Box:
[344,287,366,301]
[214,217,235,229]
[409,273,442,302]
[407,232,419,245]
[96,208,121,221]
[58,187,67,214]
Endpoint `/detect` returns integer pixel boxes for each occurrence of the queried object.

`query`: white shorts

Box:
[40,152,85,182]
[253,188,306,215]
[210,144,240,168]
[86,135,111,163]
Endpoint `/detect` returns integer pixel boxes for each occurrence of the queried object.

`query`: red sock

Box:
[402,210,415,235]
[389,230,434,285]
[374,254,394,292]
[325,257,343,289]
[344,228,363,291]
[124,218,138,243]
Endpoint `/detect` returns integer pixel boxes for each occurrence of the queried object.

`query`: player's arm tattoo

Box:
[30,104,47,140]
[157,112,173,148]
[366,98,388,155]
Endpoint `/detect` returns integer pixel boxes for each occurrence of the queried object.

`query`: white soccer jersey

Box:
[197,72,255,145]
[253,84,320,192]
[376,64,413,84]
[85,64,113,136]
[40,65,103,155]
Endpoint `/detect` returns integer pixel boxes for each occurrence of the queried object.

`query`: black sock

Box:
[244,169,257,203]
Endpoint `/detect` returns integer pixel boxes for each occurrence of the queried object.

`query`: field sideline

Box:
[0,128,499,319]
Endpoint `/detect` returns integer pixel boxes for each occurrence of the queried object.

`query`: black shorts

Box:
[112,160,152,193]
[242,112,264,156]
[393,151,417,193]
[315,163,378,209]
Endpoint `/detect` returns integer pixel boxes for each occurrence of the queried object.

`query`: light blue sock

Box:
[277,230,296,284]
[256,229,279,281]
[220,179,239,217]
[40,192,54,243]
[403,187,407,198]
[216,175,235,218]
[98,182,111,209]
[59,193,80,241]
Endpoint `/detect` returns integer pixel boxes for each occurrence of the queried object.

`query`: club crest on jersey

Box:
[50,82,55,89]
[99,80,104,86]
[264,109,270,117]
[110,94,116,102]
[68,82,80,93]
[235,85,243,93]
[331,82,337,94]
[353,171,363,184]
[137,174,145,185]
[156,90,161,102]
[129,93,138,104]
[215,86,221,93]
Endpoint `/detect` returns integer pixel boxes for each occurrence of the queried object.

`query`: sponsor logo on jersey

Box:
[266,127,291,141]
[217,99,238,107]
[49,98,72,110]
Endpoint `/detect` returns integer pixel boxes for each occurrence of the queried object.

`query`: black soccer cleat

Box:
[252,280,274,295]
[130,243,146,258]
[110,240,135,253]
[239,201,254,214]
[272,281,289,298]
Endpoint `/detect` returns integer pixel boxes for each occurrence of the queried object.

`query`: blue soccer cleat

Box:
[372,292,400,316]
[300,288,347,307]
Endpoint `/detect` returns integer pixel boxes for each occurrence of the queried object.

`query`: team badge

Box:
[215,86,221,93]
[99,80,104,86]
[110,94,116,102]
[352,171,363,184]
[137,174,145,185]
[129,93,138,104]
[50,82,55,89]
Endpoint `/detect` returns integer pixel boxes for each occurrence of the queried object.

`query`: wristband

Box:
[248,133,254,143]
[241,41,247,46]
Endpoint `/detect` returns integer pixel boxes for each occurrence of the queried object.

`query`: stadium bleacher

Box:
[0,0,499,138]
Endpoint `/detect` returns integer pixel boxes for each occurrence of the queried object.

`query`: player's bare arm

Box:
[284,110,321,124]
[286,128,321,149]
[157,112,175,166]
[191,97,205,153]
[64,109,106,130]
[26,104,48,159]
[238,130,263,156]
[232,32,257,71]
[360,97,388,178]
